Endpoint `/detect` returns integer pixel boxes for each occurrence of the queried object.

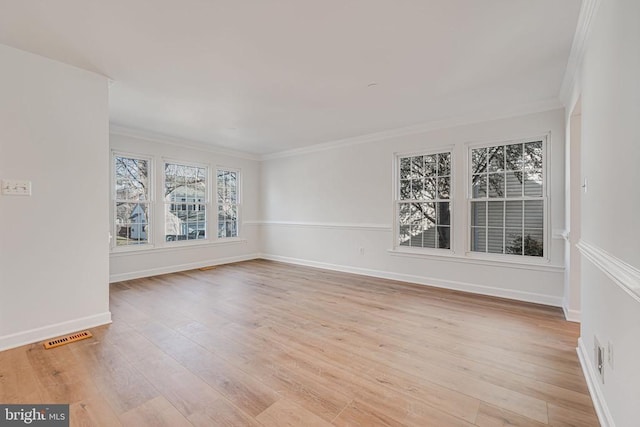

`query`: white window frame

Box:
[393,147,455,255]
[111,151,154,252]
[466,135,549,262]
[216,167,242,239]
[162,159,211,246]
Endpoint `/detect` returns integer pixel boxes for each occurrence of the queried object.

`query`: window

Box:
[164,163,207,242]
[397,151,451,249]
[470,139,545,257]
[217,169,239,238]
[114,155,151,246]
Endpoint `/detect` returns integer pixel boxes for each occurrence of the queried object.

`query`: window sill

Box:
[111,238,247,257]
[387,248,562,272]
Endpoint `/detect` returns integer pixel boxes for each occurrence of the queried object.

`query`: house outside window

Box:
[396,151,452,250]
[113,155,151,247]
[217,169,239,238]
[164,162,207,242]
[469,138,546,257]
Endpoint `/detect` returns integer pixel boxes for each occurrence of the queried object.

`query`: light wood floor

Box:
[0,260,598,426]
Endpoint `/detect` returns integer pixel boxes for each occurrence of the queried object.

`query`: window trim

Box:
[465,134,550,262]
[392,146,456,255]
[111,150,154,252]
[216,166,242,239]
[161,158,211,246]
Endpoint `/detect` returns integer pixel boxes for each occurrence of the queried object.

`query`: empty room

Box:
[0,0,638,426]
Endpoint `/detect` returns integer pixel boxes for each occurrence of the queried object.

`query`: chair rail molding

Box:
[576,239,640,303]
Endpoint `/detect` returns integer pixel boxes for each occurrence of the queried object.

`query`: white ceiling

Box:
[0,0,581,155]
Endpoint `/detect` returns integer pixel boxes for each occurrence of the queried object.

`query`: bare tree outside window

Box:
[397,152,451,250]
[114,156,150,246]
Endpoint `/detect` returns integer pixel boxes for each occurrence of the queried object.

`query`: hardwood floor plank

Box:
[256,398,335,427]
[69,394,122,427]
[547,403,600,427]
[474,403,549,427]
[119,396,191,427]
[187,398,262,427]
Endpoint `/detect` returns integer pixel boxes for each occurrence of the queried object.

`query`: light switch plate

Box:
[1,179,32,196]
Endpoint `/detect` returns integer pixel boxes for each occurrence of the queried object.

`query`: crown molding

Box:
[109,124,261,161]
[559,0,602,110]
[261,97,563,161]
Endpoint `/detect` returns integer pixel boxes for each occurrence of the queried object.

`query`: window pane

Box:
[115,202,149,246]
[438,153,451,176]
[410,203,422,223]
[411,179,424,200]
[524,141,543,170]
[524,229,544,257]
[506,171,523,198]
[420,203,436,224]
[437,202,450,226]
[487,228,504,254]
[424,155,437,175]
[524,171,543,197]
[471,227,486,252]
[400,157,411,179]
[424,177,437,200]
[488,173,504,197]
[487,201,504,227]
[410,224,424,247]
[471,201,486,227]
[505,229,523,255]
[472,174,487,198]
[399,203,411,225]
[399,225,411,246]
[411,156,424,179]
[400,179,411,199]
[471,148,487,174]
[524,200,544,229]
[422,227,437,248]
[437,226,450,249]
[505,143,523,171]
[505,201,523,228]
[437,176,450,199]
[115,157,149,202]
[487,146,504,172]
[424,212,437,248]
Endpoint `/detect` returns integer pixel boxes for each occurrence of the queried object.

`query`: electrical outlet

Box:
[608,341,614,369]
[359,247,365,255]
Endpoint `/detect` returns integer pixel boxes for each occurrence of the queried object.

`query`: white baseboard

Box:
[109,253,261,283]
[577,338,615,427]
[0,312,112,352]
[562,304,581,322]
[260,253,563,307]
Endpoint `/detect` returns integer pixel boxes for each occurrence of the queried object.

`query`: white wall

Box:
[0,44,110,351]
[260,109,566,306]
[573,0,640,425]
[109,132,262,282]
